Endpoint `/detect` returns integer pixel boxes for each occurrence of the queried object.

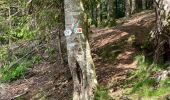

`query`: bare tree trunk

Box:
[99,3,103,23]
[94,7,98,27]
[131,0,136,14]
[151,0,170,63]
[142,0,146,10]
[64,0,98,100]
[107,0,114,19]
[126,0,131,17]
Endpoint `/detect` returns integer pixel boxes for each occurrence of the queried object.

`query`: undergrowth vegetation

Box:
[0,44,43,82]
[95,86,113,100]
[0,0,64,83]
[126,54,170,98]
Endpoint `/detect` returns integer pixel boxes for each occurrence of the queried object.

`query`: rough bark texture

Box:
[64,0,98,100]
[151,0,170,63]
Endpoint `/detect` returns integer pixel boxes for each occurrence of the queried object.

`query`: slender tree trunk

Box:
[131,0,136,14]
[99,3,103,23]
[64,0,98,100]
[94,7,98,27]
[142,0,146,10]
[125,0,131,17]
[107,0,114,20]
[90,0,94,26]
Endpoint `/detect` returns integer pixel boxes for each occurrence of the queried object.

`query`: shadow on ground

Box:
[91,11,155,93]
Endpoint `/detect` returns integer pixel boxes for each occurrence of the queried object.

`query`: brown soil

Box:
[91,10,155,98]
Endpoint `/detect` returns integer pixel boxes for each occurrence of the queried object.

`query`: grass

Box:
[0,45,43,82]
[95,86,113,100]
[0,61,31,82]
[132,78,170,97]
[125,54,170,98]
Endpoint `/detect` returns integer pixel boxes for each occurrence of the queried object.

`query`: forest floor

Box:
[0,10,155,100]
[91,10,155,99]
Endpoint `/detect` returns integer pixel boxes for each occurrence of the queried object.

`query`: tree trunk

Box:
[131,0,136,14]
[107,0,114,19]
[99,3,103,23]
[151,0,170,63]
[125,0,131,17]
[142,0,146,10]
[94,7,98,27]
[64,0,98,100]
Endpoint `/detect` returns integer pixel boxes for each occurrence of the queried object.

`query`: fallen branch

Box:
[8,44,44,68]
[11,91,28,100]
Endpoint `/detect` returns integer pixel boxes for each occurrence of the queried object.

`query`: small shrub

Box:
[0,45,42,82]
[126,54,169,98]
[32,55,43,64]
[95,86,113,100]
[0,47,9,62]
[0,61,31,82]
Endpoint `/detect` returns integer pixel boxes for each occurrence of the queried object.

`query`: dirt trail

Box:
[91,10,155,97]
[0,61,72,100]
[0,10,155,100]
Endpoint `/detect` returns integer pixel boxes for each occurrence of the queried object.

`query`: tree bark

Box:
[125,0,131,17]
[64,0,98,100]
[131,0,136,14]
[151,0,170,63]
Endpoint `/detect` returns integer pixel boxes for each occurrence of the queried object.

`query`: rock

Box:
[166,94,170,100]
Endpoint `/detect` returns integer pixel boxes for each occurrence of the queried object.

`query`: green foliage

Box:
[32,55,43,64]
[0,0,64,44]
[131,78,156,94]
[126,54,170,97]
[9,28,37,40]
[0,47,9,62]
[99,19,117,28]
[153,79,170,96]
[0,61,31,82]
[14,96,27,100]
[0,0,62,83]
[0,45,42,82]
[131,78,170,97]
[95,86,113,100]
[135,55,151,70]
[45,47,56,56]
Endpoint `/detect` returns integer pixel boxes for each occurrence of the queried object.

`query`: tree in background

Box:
[125,0,131,17]
[131,0,136,14]
[64,0,98,99]
[142,0,146,10]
